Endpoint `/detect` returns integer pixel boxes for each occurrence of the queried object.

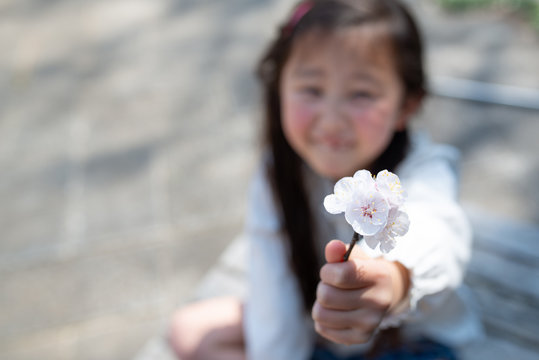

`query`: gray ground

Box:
[0,0,538,359]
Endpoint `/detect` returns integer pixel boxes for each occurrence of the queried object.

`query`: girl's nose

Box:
[318,97,347,130]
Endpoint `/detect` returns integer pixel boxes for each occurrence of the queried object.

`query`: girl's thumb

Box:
[324,239,347,263]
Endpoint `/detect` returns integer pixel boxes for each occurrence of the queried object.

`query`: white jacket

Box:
[243,133,483,360]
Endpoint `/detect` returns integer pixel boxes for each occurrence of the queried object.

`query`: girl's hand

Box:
[312,240,410,345]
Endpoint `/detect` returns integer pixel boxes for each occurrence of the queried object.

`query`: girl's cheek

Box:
[349,108,381,134]
[350,105,395,134]
[284,97,316,131]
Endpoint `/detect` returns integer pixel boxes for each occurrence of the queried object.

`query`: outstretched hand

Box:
[312,240,409,345]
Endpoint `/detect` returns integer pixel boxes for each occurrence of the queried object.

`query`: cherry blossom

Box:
[344,190,389,236]
[323,169,409,254]
[375,170,406,207]
[364,208,410,253]
[323,170,376,215]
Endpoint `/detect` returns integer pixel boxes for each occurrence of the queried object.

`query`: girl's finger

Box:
[312,301,381,330]
[348,244,370,261]
[312,301,349,329]
[324,240,370,264]
[319,259,373,289]
[324,239,347,263]
[314,322,371,345]
[316,282,367,310]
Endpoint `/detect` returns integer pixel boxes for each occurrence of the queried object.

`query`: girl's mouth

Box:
[318,136,354,151]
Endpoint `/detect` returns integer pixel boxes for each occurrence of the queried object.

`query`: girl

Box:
[169,0,482,359]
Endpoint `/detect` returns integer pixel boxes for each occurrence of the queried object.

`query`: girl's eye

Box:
[350,91,374,100]
[300,86,322,97]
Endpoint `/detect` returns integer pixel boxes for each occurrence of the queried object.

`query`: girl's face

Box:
[280,26,414,180]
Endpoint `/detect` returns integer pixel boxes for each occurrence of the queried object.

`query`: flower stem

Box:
[343,232,362,261]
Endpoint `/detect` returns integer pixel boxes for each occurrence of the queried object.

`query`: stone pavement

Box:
[0,1,538,359]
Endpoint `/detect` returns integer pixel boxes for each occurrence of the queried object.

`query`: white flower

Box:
[323,170,376,215]
[345,190,389,236]
[364,208,410,253]
[324,170,388,236]
[323,169,409,253]
[375,170,406,207]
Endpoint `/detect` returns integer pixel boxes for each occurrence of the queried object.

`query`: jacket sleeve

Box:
[379,147,473,339]
[243,167,315,360]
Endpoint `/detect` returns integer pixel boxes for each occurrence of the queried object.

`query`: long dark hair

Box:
[256,0,425,312]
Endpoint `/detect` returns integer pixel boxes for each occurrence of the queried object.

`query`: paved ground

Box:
[0,1,538,359]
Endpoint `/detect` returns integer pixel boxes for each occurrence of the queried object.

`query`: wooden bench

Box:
[458,209,539,359]
[133,209,539,360]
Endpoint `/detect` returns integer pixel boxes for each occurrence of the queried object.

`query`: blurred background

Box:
[1,0,538,359]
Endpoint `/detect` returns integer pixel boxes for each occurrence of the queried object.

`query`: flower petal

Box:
[375,170,405,206]
[353,170,376,190]
[345,193,388,236]
[334,176,356,201]
[323,194,346,214]
[355,218,386,235]
[364,235,380,250]
[380,237,397,253]
[392,211,410,236]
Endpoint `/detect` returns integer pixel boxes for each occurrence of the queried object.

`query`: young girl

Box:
[169,0,482,359]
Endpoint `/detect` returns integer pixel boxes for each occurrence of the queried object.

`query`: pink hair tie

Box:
[283,1,314,36]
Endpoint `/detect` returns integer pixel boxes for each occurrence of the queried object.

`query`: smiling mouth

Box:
[317,138,354,151]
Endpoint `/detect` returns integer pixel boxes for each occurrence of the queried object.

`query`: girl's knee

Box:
[168,297,245,360]
[169,308,199,360]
